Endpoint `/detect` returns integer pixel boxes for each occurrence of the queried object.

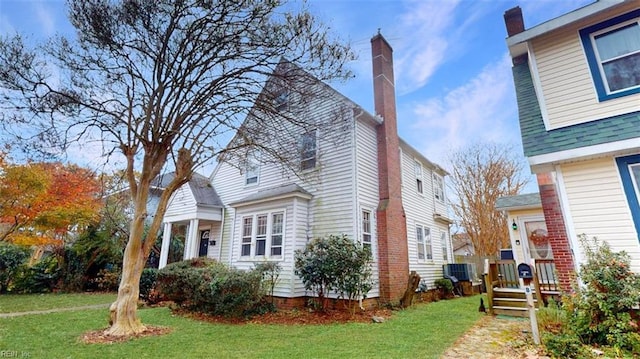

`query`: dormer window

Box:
[580,10,640,101]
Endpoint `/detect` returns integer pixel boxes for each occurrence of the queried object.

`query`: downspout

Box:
[353,109,365,311]
[218,207,225,261]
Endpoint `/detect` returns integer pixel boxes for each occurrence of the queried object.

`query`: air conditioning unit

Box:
[500,249,514,260]
[443,263,477,281]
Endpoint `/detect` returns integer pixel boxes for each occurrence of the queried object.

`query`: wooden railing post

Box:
[484,260,495,315]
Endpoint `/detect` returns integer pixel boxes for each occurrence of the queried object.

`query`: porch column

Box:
[159,222,172,269]
[185,219,200,260]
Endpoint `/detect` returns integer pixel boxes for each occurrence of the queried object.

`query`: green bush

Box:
[570,235,640,353]
[156,258,267,317]
[294,234,373,312]
[93,266,121,292]
[434,278,454,295]
[0,242,30,293]
[12,254,60,293]
[254,261,281,299]
[542,332,592,359]
[139,268,158,301]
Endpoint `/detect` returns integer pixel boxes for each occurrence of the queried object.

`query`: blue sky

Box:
[0,0,593,190]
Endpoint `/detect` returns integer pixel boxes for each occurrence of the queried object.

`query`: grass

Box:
[0,294,483,358]
[0,292,116,313]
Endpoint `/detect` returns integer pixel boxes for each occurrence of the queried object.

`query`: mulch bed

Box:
[81,305,393,344]
[81,326,172,344]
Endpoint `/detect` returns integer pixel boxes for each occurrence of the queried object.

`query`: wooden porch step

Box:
[493,307,532,318]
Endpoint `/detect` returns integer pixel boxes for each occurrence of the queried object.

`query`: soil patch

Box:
[81,326,172,344]
[177,307,394,325]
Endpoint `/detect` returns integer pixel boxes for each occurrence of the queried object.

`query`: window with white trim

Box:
[240,211,285,259]
[245,156,260,186]
[441,231,449,262]
[434,174,444,202]
[416,225,432,260]
[300,130,317,171]
[361,210,372,251]
[414,161,423,194]
[580,10,640,101]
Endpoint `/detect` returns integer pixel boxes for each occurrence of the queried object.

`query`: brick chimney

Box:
[371,33,409,304]
[504,7,525,37]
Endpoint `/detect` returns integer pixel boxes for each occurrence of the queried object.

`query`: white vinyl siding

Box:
[530,2,640,130]
[400,145,450,286]
[559,157,640,272]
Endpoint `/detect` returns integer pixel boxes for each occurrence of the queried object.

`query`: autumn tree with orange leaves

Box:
[0,160,102,246]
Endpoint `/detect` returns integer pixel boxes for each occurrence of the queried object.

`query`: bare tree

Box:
[0,0,353,336]
[448,142,528,256]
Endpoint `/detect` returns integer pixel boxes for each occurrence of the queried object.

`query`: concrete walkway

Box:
[0,303,110,318]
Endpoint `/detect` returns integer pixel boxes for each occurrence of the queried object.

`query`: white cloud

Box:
[410,53,518,166]
[394,0,460,94]
[33,2,56,37]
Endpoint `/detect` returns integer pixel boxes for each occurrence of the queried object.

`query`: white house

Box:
[159,34,452,306]
[504,0,640,291]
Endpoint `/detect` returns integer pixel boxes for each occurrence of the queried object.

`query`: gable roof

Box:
[495,192,541,211]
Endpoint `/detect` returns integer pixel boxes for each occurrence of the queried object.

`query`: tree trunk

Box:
[400,271,421,308]
[104,179,150,336]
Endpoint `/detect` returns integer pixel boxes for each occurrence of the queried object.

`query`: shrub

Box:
[570,235,640,353]
[0,242,30,293]
[156,258,266,317]
[12,254,60,293]
[542,332,592,359]
[434,278,454,296]
[56,247,87,292]
[536,298,568,334]
[254,261,281,300]
[93,266,121,292]
[294,234,373,312]
[139,267,158,301]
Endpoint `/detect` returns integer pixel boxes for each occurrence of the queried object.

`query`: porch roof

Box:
[495,193,541,211]
[230,183,312,207]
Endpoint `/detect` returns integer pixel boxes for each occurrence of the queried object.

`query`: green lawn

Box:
[0,294,483,358]
[0,292,116,313]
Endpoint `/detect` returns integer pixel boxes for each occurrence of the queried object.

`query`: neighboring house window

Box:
[441,231,449,262]
[245,157,260,186]
[414,161,423,194]
[300,130,317,170]
[273,88,289,111]
[616,154,640,239]
[240,211,285,259]
[362,210,372,251]
[434,174,444,202]
[579,9,640,101]
[416,225,432,260]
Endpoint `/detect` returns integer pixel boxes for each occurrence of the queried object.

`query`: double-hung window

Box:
[434,174,444,202]
[441,231,449,262]
[580,10,640,101]
[361,210,372,252]
[245,156,260,186]
[414,161,423,194]
[616,154,640,239]
[240,211,285,259]
[300,130,317,171]
[416,225,432,260]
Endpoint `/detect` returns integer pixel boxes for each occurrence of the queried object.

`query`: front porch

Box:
[484,259,560,317]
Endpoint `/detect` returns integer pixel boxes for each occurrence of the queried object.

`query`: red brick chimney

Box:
[371,33,409,304]
[504,7,525,37]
